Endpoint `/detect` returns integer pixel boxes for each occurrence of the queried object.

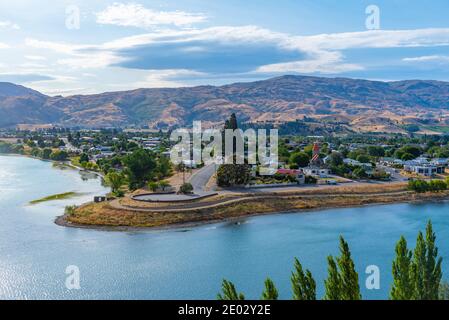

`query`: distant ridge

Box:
[1,75,449,133]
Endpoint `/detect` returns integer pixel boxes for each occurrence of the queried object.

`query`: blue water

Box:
[0,155,448,300]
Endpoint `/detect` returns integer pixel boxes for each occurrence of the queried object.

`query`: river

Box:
[0,155,448,299]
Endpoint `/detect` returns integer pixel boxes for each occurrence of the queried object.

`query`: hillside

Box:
[1,76,449,132]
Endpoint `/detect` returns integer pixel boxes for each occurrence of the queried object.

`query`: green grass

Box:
[29,192,80,204]
[421,125,449,134]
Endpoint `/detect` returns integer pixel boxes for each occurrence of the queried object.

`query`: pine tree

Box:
[217,279,245,300]
[411,231,426,299]
[291,258,316,300]
[390,236,413,300]
[261,278,279,300]
[324,236,361,300]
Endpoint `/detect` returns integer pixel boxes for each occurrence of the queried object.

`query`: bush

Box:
[217,164,251,187]
[305,176,317,184]
[179,183,194,194]
[407,179,447,193]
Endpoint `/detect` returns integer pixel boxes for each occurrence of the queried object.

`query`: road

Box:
[188,164,216,193]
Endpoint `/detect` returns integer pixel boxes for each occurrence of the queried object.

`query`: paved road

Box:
[188,164,216,192]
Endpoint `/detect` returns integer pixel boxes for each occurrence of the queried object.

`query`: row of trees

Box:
[218,221,444,300]
[408,179,449,193]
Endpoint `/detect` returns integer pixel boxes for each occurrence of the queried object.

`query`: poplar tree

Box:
[411,221,442,300]
[324,236,361,300]
[390,236,413,300]
[291,258,316,300]
[217,279,245,300]
[261,278,279,300]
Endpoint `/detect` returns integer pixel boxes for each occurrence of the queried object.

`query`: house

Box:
[303,167,330,177]
[403,158,445,177]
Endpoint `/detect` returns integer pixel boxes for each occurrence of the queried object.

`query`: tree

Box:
[217,164,251,187]
[410,221,442,300]
[42,148,52,159]
[50,150,68,161]
[157,156,172,179]
[324,256,342,300]
[105,171,125,196]
[289,152,310,168]
[324,236,361,300]
[123,149,156,190]
[291,258,316,300]
[79,153,89,164]
[356,154,370,163]
[367,146,385,157]
[148,181,159,192]
[328,151,344,167]
[225,113,238,130]
[179,182,194,194]
[217,279,245,300]
[159,180,170,191]
[261,278,279,300]
[390,236,413,300]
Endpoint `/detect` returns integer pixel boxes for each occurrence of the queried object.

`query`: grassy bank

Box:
[60,185,449,229]
[30,192,79,204]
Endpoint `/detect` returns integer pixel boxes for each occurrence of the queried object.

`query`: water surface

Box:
[0,155,448,299]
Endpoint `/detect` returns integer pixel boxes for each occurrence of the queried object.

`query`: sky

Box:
[1,0,449,96]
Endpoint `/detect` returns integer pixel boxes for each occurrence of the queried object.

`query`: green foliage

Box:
[64,205,77,216]
[179,182,194,194]
[291,258,316,300]
[50,150,68,161]
[327,152,344,167]
[391,221,442,300]
[352,167,368,179]
[217,164,251,187]
[390,236,414,300]
[123,149,156,190]
[395,145,422,160]
[289,152,310,168]
[105,171,125,196]
[408,179,447,193]
[148,181,159,192]
[79,153,89,164]
[42,148,52,159]
[356,154,371,163]
[367,146,385,157]
[304,175,317,184]
[217,280,245,300]
[324,236,361,300]
[261,278,279,300]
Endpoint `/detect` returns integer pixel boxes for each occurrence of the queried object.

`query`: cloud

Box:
[403,55,449,63]
[0,72,54,83]
[25,55,47,61]
[96,3,207,29]
[132,69,207,88]
[0,20,20,30]
[23,26,449,92]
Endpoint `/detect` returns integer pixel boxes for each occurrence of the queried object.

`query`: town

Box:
[2,113,449,230]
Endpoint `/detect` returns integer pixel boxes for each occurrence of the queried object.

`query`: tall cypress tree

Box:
[337,236,361,300]
[390,236,413,300]
[324,256,342,300]
[261,278,279,300]
[411,231,427,299]
[424,221,442,300]
[291,258,316,300]
[217,279,245,300]
[324,236,361,300]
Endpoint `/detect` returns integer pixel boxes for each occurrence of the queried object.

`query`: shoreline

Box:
[55,190,449,232]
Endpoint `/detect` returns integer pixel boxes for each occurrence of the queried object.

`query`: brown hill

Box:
[1,75,449,131]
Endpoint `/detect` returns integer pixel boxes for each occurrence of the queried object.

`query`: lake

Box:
[0,155,448,300]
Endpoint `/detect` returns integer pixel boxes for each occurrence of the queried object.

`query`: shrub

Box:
[179,183,194,194]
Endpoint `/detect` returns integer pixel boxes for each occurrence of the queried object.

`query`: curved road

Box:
[188,164,216,193]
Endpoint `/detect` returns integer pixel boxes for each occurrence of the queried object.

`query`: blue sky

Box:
[1,0,449,95]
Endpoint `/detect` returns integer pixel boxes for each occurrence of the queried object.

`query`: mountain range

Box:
[2,75,449,133]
